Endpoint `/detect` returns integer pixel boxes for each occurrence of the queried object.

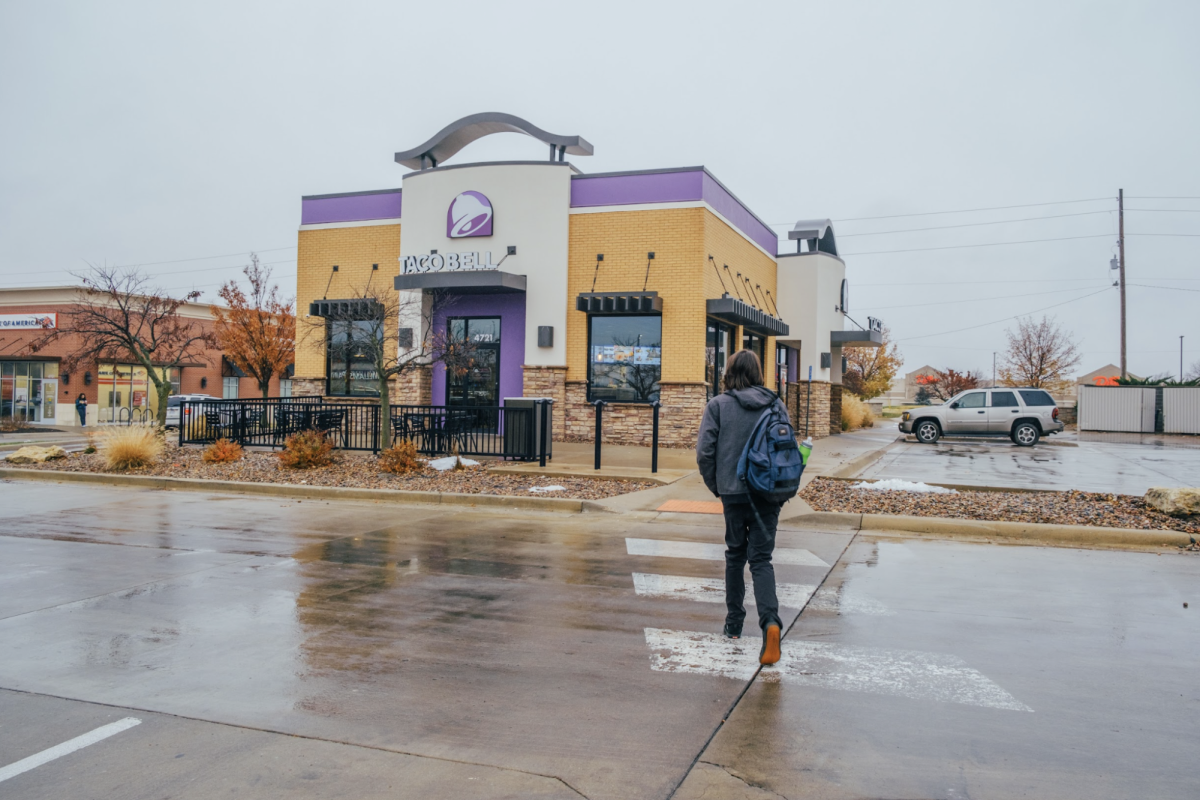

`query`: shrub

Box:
[202,438,244,464]
[841,393,875,431]
[379,439,423,474]
[100,426,164,471]
[278,430,335,470]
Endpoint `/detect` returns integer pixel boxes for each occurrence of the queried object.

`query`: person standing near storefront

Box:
[696,349,788,665]
[75,393,87,427]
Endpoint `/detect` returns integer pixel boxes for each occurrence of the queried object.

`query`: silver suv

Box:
[164,394,214,429]
[899,388,1064,446]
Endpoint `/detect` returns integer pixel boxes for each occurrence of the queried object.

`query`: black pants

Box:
[722,499,782,631]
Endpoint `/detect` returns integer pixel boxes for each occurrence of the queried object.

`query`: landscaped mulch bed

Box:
[17,445,656,501]
[800,477,1200,535]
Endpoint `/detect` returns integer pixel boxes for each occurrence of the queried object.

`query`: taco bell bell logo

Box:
[447,191,493,238]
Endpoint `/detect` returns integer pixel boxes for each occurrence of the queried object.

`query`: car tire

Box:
[1012,421,1040,447]
[915,420,941,444]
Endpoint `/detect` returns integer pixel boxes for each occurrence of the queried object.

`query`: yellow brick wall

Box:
[566,207,781,389]
[295,224,401,381]
[702,209,780,389]
[567,208,707,384]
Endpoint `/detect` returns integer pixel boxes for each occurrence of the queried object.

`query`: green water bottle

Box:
[798,437,813,465]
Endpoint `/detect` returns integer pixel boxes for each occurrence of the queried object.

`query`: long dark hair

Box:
[723,349,764,391]
[76,393,86,402]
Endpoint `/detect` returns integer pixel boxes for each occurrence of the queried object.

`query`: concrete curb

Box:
[0,468,591,514]
[486,465,693,486]
[826,436,905,480]
[784,509,1195,549]
[819,475,1060,495]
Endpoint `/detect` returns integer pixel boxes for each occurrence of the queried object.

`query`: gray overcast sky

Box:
[2,0,1197,378]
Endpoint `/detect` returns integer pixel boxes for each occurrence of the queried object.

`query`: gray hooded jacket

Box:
[696,385,785,503]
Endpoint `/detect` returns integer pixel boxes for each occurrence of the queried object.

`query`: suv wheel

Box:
[1012,421,1040,447]
[915,420,941,444]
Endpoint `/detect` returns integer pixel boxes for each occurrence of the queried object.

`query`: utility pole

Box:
[992,352,997,387]
[1181,336,1185,383]
[1118,188,1127,378]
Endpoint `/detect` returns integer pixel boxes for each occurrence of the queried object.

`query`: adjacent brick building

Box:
[0,287,288,426]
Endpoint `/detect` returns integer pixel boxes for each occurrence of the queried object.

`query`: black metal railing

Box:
[178,398,550,461]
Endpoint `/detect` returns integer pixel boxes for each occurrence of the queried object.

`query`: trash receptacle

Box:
[502,397,553,461]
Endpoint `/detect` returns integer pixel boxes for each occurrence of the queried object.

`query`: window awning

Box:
[831,329,882,347]
[575,291,662,314]
[393,271,527,294]
[307,299,384,319]
[706,297,789,337]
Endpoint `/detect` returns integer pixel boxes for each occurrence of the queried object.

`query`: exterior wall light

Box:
[62,373,70,385]
[84,371,92,385]
[201,376,208,389]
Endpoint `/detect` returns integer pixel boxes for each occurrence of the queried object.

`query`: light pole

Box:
[1181,336,1185,383]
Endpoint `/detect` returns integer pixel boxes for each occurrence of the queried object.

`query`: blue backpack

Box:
[737,397,805,503]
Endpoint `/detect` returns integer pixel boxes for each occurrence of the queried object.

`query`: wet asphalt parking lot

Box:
[860,428,1200,493]
[1,480,1197,799]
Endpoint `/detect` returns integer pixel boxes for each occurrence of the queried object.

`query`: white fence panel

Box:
[1078,386,1156,432]
[1163,387,1200,434]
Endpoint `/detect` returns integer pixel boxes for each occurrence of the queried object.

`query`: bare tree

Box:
[1188,359,1200,382]
[26,266,216,428]
[999,315,1081,393]
[212,254,295,399]
[302,284,473,428]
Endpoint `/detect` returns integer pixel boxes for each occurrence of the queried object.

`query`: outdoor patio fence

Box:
[177,398,551,461]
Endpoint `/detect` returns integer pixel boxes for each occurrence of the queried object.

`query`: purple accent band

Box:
[301,191,402,225]
[430,293,526,406]
[570,169,777,255]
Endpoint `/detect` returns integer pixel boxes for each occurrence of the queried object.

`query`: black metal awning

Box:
[394,271,526,295]
[831,329,883,347]
[308,299,384,319]
[706,297,789,337]
[575,291,662,314]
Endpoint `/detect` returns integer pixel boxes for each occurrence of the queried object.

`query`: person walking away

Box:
[697,349,798,665]
[75,393,87,427]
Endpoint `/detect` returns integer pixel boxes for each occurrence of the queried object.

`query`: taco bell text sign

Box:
[447,191,493,238]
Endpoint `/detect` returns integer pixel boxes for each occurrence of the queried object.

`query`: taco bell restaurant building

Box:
[294,113,879,445]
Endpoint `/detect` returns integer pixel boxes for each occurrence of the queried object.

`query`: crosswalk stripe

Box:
[644,628,1032,712]
[625,538,829,567]
[632,573,817,608]
[807,587,895,616]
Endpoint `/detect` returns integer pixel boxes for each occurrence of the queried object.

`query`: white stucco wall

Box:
[398,163,573,368]
[774,252,846,383]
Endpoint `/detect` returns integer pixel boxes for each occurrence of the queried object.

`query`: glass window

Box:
[327,319,381,397]
[223,377,239,399]
[1019,390,1056,407]
[588,315,662,403]
[706,321,730,400]
[742,332,765,366]
[958,392,987,409]
[279,379,293,398]
[776,346,789,404]
[990,391,1018,407]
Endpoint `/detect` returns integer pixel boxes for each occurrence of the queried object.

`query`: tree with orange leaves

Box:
[212,255,295,399]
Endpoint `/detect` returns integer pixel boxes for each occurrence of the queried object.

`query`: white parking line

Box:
[625,538,829,567]
[807,586,895,616]
[632,573,817,608]
[0,717,142,784]
[644,629,1032,712]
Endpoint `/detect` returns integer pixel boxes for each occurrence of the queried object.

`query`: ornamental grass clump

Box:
[841,393,875,431]
[100,426,164,471]
[278,430,335,470]
[378,439,423,475]
[202,438,244,464]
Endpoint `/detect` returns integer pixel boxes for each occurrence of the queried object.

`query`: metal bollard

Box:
[538,399,550,468]
[593,399,606,470]
[651,400,661,473]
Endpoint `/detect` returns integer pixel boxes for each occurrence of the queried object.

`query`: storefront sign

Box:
[0,313,56,329]
[447,191,493,238]
[400,251,498,274]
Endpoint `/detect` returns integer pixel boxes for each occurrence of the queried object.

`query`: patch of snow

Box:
[849,479,958,494]
[529,485,566,493]
[426,456,481,471]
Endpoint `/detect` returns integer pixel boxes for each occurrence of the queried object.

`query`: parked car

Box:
[898,388,1064,446]
[164,394,214,429]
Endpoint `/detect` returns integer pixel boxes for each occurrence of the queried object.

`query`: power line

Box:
[1125,208,1200,213]
[114,246,296,269]
[768,197,1111,226]
[857,278,1110,286]
[838,210,1113,238]
[1128,283,1200,293]
[860,285,1094,311]
[1128,196,1200,200]
[897,287,1112,342]
[845,233,1111,256]
[1127,232,1200,237]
